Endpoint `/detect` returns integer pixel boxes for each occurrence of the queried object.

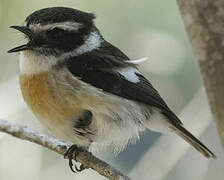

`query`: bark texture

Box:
[176,0,224,149]
[0,120,132,180]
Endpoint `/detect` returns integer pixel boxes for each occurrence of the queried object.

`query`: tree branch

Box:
[176,0,224,150]
[0,120,132,180]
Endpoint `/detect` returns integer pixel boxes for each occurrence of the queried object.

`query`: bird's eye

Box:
[46,28,65,40]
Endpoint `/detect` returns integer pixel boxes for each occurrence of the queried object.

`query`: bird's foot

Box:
[64,144,86,173]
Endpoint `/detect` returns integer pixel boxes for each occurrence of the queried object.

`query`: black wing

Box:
[65,41,182,125]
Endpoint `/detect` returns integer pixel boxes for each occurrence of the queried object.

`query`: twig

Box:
[0,119,132,180]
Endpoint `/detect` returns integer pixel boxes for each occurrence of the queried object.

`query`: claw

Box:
[64,144,77,159]
[75,164,85,172]
[64,150,69,159]
[69,157,76,173]
[64,144,86,173]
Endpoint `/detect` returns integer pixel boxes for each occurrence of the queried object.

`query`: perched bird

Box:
[8,7,215,172]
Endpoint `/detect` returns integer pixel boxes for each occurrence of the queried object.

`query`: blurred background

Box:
[0,0,223,180]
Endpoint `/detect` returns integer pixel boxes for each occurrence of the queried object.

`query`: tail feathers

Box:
[170,124,216,158]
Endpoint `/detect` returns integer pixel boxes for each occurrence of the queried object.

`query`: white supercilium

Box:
[29,21,82,32]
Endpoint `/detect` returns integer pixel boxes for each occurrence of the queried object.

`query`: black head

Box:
[8,7,99,55]
[25,7,95,27]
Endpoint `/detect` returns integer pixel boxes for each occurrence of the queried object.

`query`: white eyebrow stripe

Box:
[29,21,82,32]
[125,57,148,65]
[117,67,142,83]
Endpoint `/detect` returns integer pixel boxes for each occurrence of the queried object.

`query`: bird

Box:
[8,7,215,172]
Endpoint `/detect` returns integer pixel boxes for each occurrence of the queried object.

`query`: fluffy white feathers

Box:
[19,51,57,75]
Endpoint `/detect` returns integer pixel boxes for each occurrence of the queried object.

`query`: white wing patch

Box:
[118,67,142,83]
[126,57,148,65]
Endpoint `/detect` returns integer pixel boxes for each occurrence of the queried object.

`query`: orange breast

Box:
[19,73,78,127]
[19,72,114,144]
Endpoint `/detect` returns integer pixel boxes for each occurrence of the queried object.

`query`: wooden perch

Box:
[0,120,132,180]
[176,0,224,150]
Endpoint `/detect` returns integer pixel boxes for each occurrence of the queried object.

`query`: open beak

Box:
[8,26,34,53]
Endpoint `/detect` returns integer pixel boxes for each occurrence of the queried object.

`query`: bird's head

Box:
[8,7,102,57]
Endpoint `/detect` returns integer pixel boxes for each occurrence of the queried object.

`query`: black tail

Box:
[170,123,215,158]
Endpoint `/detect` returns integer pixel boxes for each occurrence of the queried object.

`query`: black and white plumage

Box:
[8,7,215,169]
